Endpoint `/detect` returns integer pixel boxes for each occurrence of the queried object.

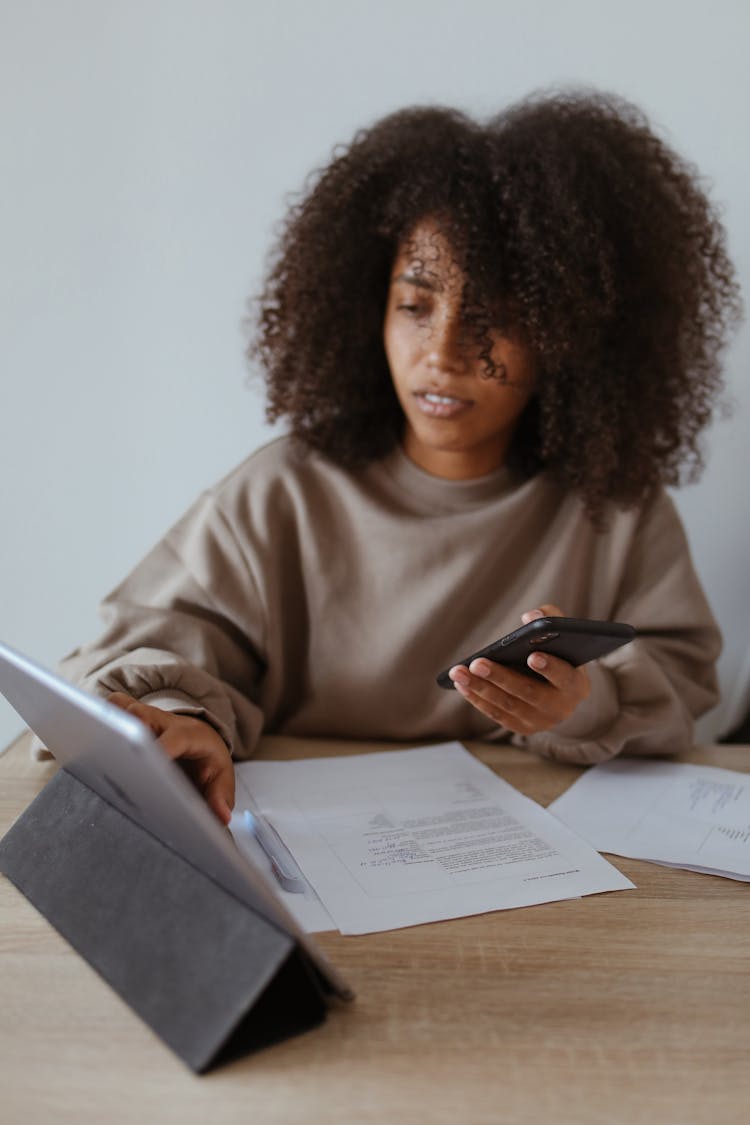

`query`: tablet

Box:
[0,639,352,1001]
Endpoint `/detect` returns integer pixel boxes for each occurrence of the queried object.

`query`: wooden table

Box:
[1,734,748,1125]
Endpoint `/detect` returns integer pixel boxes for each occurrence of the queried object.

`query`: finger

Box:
[108,694,235,822]
[456,662,541,721]
[459,674,523,716]
[184,749,236,824]
[107,690,138,711]
[466,659,550,708]
[107,692,171,737]
[156,720,225,764]
[526,652,590,702]
[157,723,235,808]
[452,679,536,734]
[521,603,564,624]
[204,777,235,826]
[450,665,523,710]
[465,657,577,726]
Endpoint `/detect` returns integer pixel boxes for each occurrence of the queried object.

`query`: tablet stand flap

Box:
[0,769,327,1072]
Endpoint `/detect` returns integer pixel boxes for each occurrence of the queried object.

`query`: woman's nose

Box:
[425,313,469,372]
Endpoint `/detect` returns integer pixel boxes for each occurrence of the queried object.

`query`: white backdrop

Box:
[1,0,748,746]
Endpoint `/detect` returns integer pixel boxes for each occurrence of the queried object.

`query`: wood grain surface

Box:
[1,733,748,1125]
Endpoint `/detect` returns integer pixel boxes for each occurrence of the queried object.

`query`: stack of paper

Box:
[231,742,633,935]
[548,759,750,881]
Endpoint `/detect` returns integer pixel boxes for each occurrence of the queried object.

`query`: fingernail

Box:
[449,667,470,686]
[529,652,547,669]
[470,660,491,678]
[216,797,232,825]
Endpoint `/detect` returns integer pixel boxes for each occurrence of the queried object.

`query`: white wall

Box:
[1,0,748,746]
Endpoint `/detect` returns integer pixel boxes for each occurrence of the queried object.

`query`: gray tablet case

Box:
[0,642,350,1072]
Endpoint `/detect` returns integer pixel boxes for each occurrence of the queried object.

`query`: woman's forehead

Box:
[391,217,466,289]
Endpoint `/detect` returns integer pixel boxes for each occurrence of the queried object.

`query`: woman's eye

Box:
[396,303,426,316]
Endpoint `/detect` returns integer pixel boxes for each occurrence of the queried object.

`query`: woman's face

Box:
[383,218,536,480]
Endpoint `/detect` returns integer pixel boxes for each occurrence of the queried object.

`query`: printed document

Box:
[548,759,750,881]
[229,807,336,933]
[233,742,633,935]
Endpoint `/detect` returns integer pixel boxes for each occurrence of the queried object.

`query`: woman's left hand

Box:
[447,605,591,736]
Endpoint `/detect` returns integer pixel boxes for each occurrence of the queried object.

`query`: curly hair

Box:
[249,89,741,517]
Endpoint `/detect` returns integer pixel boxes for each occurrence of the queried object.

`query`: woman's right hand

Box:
[108,692,235,825]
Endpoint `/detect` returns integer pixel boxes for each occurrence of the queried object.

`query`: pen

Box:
[243,810,307,894]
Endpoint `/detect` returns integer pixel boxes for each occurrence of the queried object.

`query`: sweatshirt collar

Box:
[373,444,517,513]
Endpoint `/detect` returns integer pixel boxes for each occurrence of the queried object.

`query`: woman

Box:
[57,90,741,823]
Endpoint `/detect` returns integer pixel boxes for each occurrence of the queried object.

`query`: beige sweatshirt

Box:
[58,436,720,764]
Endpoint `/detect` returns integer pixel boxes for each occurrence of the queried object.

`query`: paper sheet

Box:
[228,808,336,933]
[548,759,750,881]
[233,742,633,935]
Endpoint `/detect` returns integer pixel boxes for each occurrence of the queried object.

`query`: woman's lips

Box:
[413,391,473,418]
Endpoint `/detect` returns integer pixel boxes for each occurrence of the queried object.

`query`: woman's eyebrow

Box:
[391,272,442,292]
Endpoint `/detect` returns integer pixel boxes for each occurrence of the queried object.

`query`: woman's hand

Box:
[108,692,235,825]
[447,605,591,736]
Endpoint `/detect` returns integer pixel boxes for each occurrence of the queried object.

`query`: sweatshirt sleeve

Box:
[514,489,721,764]
[58,490,267,759]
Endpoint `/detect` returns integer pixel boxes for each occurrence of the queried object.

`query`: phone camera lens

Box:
[529,631,559,646]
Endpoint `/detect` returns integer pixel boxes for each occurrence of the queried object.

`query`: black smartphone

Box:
[436,616,636,688]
